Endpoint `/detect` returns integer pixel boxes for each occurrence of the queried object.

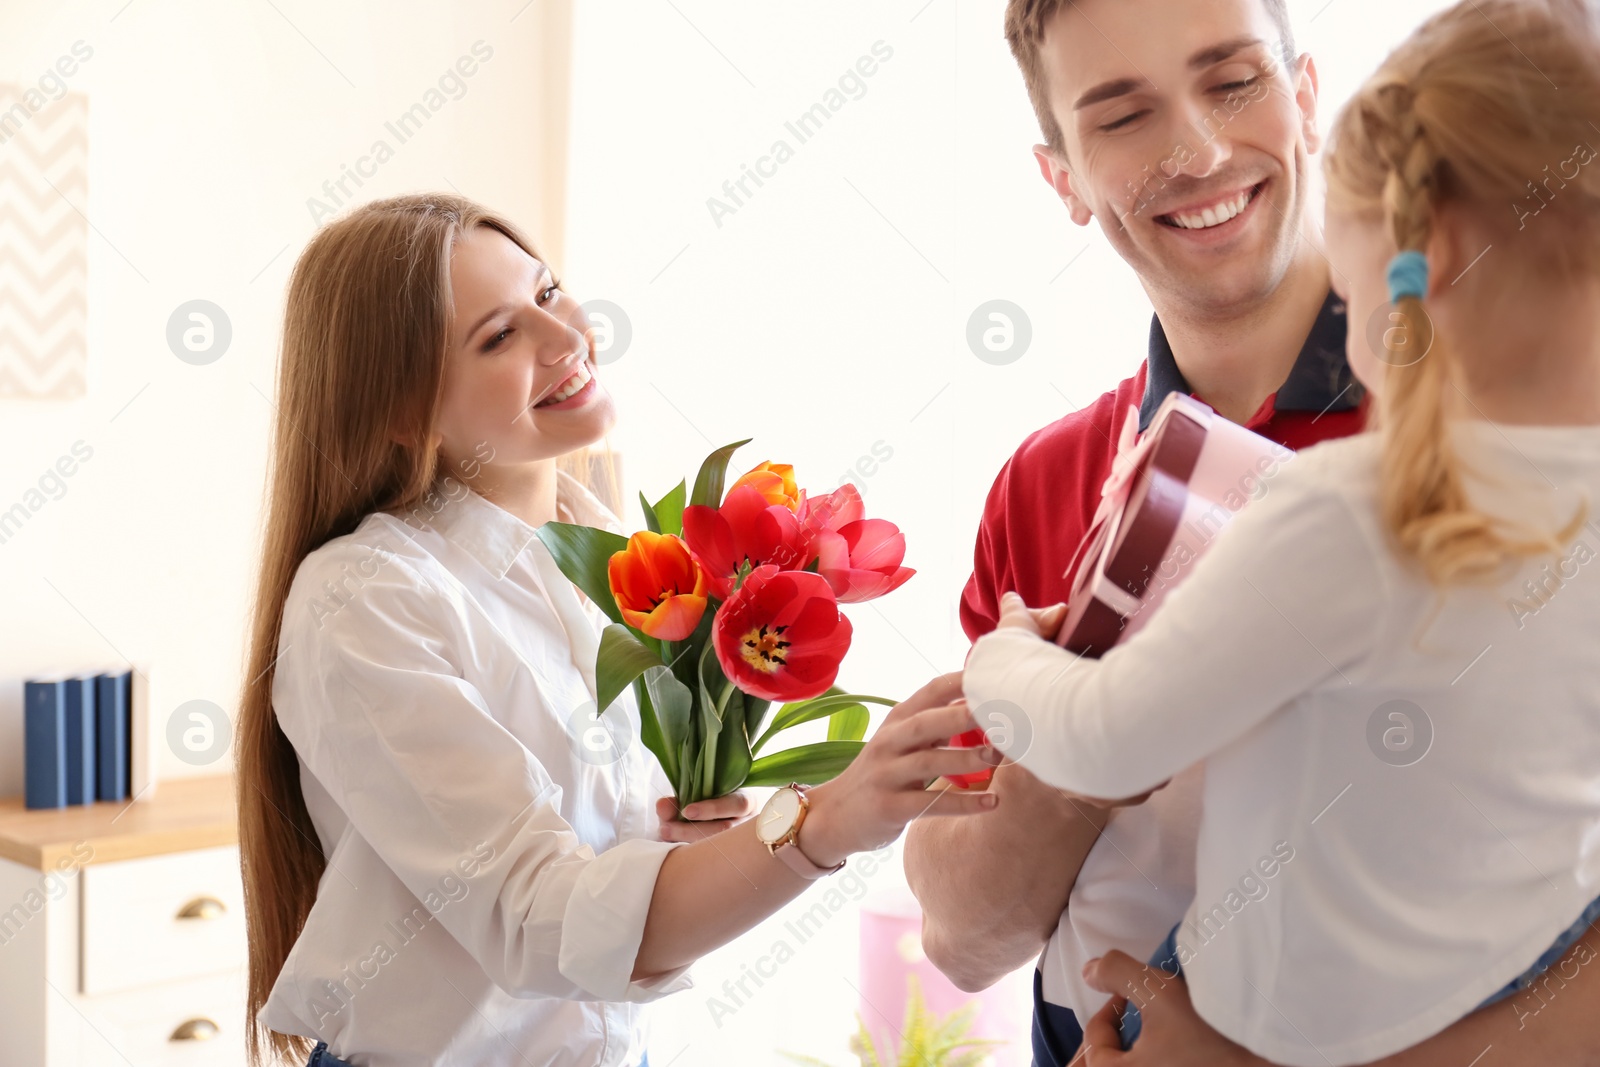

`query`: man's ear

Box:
[1294,53,1323,155]
[1033,144,1094,227]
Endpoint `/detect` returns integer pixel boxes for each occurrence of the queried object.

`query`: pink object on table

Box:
[858,886,1031,1067]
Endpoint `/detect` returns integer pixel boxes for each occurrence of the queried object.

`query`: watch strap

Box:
[773,838,845,880]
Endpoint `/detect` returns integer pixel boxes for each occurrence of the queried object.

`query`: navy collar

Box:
[1138,289,1364,431]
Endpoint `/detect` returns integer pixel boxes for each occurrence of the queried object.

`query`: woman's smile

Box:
[532,358,596,410]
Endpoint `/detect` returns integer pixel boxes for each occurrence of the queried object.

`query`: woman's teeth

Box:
[1164,186,1256,230]
[536,362,592,407]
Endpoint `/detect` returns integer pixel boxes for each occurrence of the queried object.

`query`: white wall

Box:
[0,0,566,792]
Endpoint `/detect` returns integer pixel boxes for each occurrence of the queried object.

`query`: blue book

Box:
[94,670,131,801]
[62,676,98,804]
[24,680,68,810]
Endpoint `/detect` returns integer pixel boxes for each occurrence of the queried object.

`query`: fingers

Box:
[681,791,757,821]
[900,784,999,819]
[996,590,1039,632]
[1082,994,1130,1063]
[905,745,1001,785]
[881,671,965,727]
[657,817,744,843]
[890,701,984,753]
[1031,602,1069,639]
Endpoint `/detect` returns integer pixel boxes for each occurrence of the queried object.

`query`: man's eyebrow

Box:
[460,264,551,345]
[1073,76,1146,111]
[1187,35,1268,70]
[1072,36,1270,111]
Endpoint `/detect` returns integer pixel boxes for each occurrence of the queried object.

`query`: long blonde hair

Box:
[1323,0,1600,585]
[237,193,607,1065]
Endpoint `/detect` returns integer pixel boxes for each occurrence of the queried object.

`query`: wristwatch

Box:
[755,783,845,880]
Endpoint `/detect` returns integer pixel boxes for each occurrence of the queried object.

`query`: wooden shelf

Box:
[0,775,237,871]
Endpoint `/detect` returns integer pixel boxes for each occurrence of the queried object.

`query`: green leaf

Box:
[642,665,692,783]
[629,674,671,784]
[689,438,753,509]
[651,480,687,539]
[751,691,896,754]
[536,522,629,625]
[743,695,771,744]
[827,703,870,742]
[743,740,866,787]
[712,689,754,796]
[696,640,724,799]
[596,624,665,713]
[638,491,661,534]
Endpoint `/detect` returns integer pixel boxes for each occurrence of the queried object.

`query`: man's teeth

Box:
[538,362,592,406]
[1165,187,1254,230]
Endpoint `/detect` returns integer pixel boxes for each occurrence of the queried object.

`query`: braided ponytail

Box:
[1325,0,1599,586]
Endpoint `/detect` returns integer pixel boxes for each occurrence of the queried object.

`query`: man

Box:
[904,0,1600,1064]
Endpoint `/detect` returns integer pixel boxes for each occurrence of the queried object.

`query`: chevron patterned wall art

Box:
[0,83,88,400]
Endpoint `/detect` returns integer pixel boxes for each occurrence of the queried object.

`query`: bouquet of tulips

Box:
[536,440,915,806]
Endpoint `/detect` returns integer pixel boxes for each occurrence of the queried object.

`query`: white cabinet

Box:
[0,777,248,1067]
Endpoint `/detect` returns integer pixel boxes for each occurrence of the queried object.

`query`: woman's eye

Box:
[483,327,511,353]
[538,283,561,305]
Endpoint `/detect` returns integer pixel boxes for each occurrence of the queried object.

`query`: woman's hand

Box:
[794,671,1001,867]
[1079,950,1266,1066]
[655,792,758,843]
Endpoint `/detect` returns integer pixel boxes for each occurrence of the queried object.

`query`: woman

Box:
[236,193,997,1067]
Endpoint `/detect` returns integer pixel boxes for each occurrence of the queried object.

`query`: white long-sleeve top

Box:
[262,470,687,1067]
[966,422,1600,1067]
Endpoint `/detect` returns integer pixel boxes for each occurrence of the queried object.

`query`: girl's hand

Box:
[996,590,1069,640]
[1080,951,1267,1066]
[655,792,757,843]
[793,672,1001,867]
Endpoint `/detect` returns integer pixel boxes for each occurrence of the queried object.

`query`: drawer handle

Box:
[170,1018,220,1042]
[176,895,226,920]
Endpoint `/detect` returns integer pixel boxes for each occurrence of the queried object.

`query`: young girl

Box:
[236,194,999,1067]
[964,0,1600,1063]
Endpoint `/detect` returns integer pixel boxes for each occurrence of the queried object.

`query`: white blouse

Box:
[262,470,687,1067]
[966,423,1600,1067]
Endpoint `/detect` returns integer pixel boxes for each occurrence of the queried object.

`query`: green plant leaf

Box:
[651,480,687,538]
[596,624,665,713]
[689,438,753,509]
[642,665,692,785]
[743,740,865,787]
[713,689,754,796]
[638,491,661,534]
[751,691,895,754]
[827,703,870,742]
[631,673,672,785]
[536,522,629,625]
[696,639,725,799]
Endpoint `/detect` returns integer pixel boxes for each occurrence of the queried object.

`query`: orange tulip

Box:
[607,531,709,641]
[729,462,800,512]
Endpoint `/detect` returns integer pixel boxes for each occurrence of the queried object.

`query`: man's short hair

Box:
[1004,0,1297,154]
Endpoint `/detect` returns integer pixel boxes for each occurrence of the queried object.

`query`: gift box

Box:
[1055,392,1292,654]
[948,393,1291,787]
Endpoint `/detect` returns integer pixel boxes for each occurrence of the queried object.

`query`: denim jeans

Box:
[306,1040,651,1066]
[1120,892,1600,1049]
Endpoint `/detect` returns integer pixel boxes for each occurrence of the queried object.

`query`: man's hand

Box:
[1080,950,1264,1066]
[655,792,757,843]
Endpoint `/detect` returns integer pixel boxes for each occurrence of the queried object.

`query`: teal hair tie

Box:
[1387,249,1429,302]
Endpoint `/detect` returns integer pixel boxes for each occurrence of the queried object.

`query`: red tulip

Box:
[607,531,709,641]
[815,518,915,602]
[683,485,814,600]
[713,565,853,702]
[796,483,864,537]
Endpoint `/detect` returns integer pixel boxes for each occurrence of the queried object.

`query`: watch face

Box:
[756,787,802,845]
